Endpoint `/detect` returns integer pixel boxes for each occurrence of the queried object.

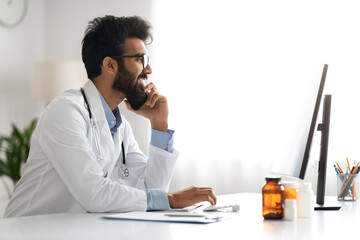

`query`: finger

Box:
[198,188,217,205]
[145,82,157,92]
[192,193,215,206]
[145,84,156,98]
[210,191,217,205]
[145,83,157,103]
[145,87,160,107]
[148,92,160,108]
[205,195,216,205]
[145,90,154,106]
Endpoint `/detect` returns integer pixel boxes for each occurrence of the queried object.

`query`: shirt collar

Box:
[98,91,122,135]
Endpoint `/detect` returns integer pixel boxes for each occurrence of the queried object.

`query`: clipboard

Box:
[102,211,223,224]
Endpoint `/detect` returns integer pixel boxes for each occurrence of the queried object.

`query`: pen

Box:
[351,162,359,174]
[346,157,351,173]
[351,162,359,200]
[189,203,205,213]
[334,165,344,181]
[349,162,359,199]
[336,162,344,174]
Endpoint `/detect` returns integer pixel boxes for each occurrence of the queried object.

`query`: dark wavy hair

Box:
[82,15,152,80]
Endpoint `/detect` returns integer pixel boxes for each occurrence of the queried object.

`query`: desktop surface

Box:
[0,193,359,240]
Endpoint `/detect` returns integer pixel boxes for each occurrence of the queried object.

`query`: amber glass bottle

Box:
[262,176,284,219]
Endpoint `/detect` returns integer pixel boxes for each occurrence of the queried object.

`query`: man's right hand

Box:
[167,186,217,209]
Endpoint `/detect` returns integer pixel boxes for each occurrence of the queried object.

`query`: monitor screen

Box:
[271,64,328,179]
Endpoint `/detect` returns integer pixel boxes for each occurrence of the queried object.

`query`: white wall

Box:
[0,0,46,217]
[0,0,45,134]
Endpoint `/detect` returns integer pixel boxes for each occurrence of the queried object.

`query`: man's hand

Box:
[167,186,217,209]
[124,82,169,132]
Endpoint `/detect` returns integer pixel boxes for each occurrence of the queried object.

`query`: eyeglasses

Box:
[112,54,150,70]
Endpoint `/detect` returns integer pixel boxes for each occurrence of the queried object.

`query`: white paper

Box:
[103,211,223,224]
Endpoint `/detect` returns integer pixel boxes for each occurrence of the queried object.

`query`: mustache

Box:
[137,73,148,81]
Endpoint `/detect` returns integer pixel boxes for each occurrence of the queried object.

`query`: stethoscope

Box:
[80,88,129,179]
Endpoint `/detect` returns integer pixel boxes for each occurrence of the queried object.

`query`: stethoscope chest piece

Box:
[119,165,129,180]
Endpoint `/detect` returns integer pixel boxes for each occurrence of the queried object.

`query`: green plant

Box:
[0,119,37,198]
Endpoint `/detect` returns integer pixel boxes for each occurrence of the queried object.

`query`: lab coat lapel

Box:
[113,124,124,153]
[82,81,120,169]
[109,124,124,177]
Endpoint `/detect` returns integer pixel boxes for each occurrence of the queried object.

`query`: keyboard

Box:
[203,203,240,212]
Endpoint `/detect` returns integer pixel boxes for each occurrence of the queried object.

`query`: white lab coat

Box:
[4,80,179,218]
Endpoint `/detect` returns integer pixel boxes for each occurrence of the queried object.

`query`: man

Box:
[4,15,216,218]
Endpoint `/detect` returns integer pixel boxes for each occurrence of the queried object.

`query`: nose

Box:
[143,64,152,74]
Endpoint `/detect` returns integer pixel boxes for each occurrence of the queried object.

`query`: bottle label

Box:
[263,192,284,219]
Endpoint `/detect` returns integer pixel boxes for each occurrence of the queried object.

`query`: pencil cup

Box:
[337,173,359,201]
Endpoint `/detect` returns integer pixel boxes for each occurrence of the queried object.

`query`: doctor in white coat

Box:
[4,15,216,218]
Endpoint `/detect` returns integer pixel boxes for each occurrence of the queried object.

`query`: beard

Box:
[112,62,148,110]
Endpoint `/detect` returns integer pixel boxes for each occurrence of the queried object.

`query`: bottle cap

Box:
[285,199,297,207]
[299,182,312,189]
[281,181,299,189]
[265,175,281,182]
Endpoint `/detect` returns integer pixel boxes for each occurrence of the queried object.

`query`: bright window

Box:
[150,0,360,193]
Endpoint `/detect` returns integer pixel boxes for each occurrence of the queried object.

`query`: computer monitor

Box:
[271,64,339,210]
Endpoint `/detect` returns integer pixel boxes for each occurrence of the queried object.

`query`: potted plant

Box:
[0,119,37,198]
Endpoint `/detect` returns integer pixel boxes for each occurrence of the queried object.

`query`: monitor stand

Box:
[314,95,340,211]
[314,205,341,211]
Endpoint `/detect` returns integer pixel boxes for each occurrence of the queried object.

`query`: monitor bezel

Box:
[299,64,328,179]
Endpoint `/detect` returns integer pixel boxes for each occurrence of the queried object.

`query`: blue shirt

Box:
[99,92,173,210]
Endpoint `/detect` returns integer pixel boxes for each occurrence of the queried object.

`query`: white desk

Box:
[0,193,358,240]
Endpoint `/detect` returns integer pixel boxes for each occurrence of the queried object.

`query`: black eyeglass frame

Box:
[112,54,150,70]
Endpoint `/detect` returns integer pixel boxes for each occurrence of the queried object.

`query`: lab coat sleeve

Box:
[122,117,179,191]
[38,97,147,213]
[146,145,179,190]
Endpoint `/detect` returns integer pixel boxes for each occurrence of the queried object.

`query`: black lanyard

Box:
[80,88,126,165]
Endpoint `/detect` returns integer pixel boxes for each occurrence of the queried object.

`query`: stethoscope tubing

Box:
[80,88,126,165]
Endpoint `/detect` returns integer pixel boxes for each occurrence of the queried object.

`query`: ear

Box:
[102,57,117,75]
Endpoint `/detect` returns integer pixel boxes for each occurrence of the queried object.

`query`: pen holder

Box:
[337,173,359,201]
